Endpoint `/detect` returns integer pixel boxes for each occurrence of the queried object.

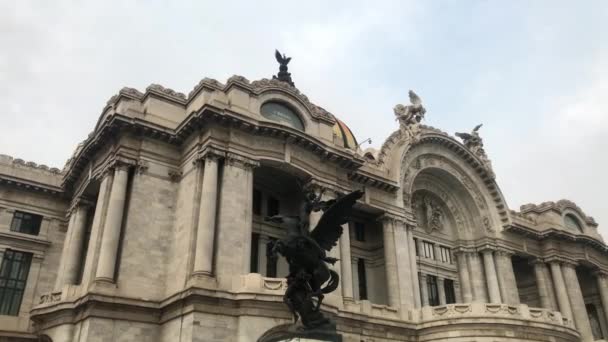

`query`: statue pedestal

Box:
[257,323,342,342]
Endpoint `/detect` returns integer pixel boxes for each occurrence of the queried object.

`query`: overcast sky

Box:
[1,1,607,236]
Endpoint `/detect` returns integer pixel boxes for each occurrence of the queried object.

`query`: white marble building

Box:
[0,68,607,342]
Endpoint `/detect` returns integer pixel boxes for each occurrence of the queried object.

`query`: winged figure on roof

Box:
[265,188,363,329]
[394,90,427,142]
[455,123,494,173]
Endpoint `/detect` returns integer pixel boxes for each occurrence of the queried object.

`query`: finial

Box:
[273,49,295,87]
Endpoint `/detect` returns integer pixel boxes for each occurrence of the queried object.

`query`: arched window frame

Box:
[259,101,305,131]
[563,213,584,233]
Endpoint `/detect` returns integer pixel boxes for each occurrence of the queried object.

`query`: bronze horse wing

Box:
[310,190,364,252]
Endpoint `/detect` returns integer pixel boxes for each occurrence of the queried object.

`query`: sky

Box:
[1,1,607,236]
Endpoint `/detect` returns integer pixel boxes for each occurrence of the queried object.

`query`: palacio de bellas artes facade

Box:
[1,54,608,342]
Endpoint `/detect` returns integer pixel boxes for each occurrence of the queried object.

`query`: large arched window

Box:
[260,102,304,131]
[564,214,583,233]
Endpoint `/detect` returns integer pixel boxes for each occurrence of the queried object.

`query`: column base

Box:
[187,272,218,289]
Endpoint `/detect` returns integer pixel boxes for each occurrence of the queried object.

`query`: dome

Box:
[332,117,358,150]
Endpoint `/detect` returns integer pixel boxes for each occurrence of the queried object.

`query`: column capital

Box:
[193,147,226,165]
[225,152,260,170]
[377,213,408,227]
[436,277,445,284]
[545,257,578,268]
[494,247,515,257]
[419,273,427,280]
[593,269,608,278]
[67,197,94,217]
[528,258,547,267]
[135,159,149,175]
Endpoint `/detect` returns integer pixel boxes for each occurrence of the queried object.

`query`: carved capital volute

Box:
[135,160,149,175]
[225,152,260,170]
[495,247,515,258]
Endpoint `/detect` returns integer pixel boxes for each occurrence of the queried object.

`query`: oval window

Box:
[260,102,304,131]
[564,214,583,233]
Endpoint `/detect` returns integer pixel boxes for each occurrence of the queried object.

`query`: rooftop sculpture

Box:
[273,49,295,87]
[394,90,426,143]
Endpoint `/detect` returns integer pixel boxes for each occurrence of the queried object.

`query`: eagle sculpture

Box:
[266,189,364,329]
[275,49,291,66]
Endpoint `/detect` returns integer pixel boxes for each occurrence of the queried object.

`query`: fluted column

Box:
[541,264,558,310]
[468,252,487,302]
[420,273,429,307]
[562,262,593,341]
[596,271,608,328]
[340,222,354,301]
[381,217,399,308]
[215,153,258,286]
[96,164,129,282]
[62,202,89,286]
[550,261,573,320]
[192,151,222,276]
[456,251,473,303]
[437,277,446,305]
[407,227,421,308]
[481,249,501,303]
[532,260,552,309]
[495,250,519,304]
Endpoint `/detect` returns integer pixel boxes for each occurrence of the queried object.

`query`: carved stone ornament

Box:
[413,192,445,233]
[455,124,494,174]
[394,90,427,144]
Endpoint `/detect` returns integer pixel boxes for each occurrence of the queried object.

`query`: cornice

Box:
[348,169,399,193]
[0,174,64,197]
[505,224,607,252]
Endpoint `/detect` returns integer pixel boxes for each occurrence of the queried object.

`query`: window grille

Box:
[0,249,32,316]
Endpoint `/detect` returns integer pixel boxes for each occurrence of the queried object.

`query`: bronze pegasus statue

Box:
[265,189,363,329]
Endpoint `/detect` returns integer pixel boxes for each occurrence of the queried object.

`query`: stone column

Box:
[541,264,558,310]
[55,213,76,290]
[96,164,129,282]
[215,153,258,287]
[257,235,268,276]
[550,261,573,320]
[595,272,608,328]
[407,227,421,308]
[80,171,112,288]
[532,260,552,309]
[394,220,414,311]
[381,217,400,308]
[562,262,593,341]
[340,222,354,301]
[192,151,222,276]
[481,249,501,303]
[434,244,442,262]
[61,202,89,286]
[437,277,446,305]
[417,238,424,259]
[495,250,519,305]
[456,252,473,303]
[419,273,429,307]
[468,252,487,302]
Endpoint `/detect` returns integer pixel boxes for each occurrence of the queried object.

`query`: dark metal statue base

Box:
[257,322,342,342]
